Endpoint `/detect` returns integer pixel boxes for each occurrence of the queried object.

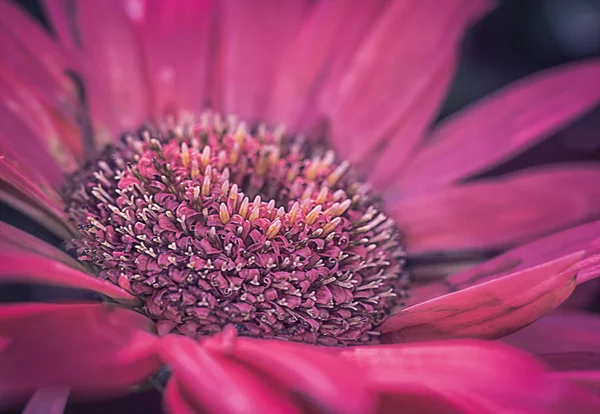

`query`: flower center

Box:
[63,111,407,346]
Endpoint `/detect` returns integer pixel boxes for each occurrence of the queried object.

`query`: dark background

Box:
[4,0,600,412]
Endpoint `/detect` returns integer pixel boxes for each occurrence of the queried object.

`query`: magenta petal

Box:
[41,0,78,50]
[321,0,492,163]
[376,390,465,414]
[22,387,70,414]
[389,165,600,254]
[0,148,72,238]
[0,222,81,269]
[0,303,159,402]
[163,376,197,414]
[62,1,150,145]
[340,340,561,413]
[367,61,455,191]
[0,69,77,185]
[127,0,213,115]
[395,59,600,196]
[0,252,140,306]
[263,0,386,131]
[211,0,309,124]
[0,1,79,119]
[447,219,600,292]
[223,337,374,414]
[503,309,600,371]
[158,335,300,414]
[380,253,581,342]
[555,371,600,396]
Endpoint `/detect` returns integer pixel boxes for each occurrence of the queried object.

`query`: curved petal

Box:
[379,252,582,342]
[0,222,81,269]
[0,68,78,184]
[22,387,70,414]
[410,219,600,306]
[124,0,214,115]
[502,309,600,371]
[0,252,140,306]
[0,303,160,403]
[46,0,150,146]
[340,340,570,414]
[262,0,386,131]
[389,164,600,254]
[41,0,79,51]
[555,371,600,395]
[320,0,492,163]
[0,1,79,120]
[158,335,300,414]
[218,337,374,414]
[367,60,455,191]
[0,146,73,239]
[163,375,198,414]
[210,0,309,124]
[376,389,466,414]
[394,59,600,196]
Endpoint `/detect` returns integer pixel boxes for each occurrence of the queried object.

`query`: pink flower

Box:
[1,0,600,412]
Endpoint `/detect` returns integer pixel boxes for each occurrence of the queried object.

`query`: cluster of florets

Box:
[63,112,407,346]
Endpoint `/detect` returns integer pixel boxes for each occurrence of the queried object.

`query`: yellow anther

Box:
[327,160,349,186]
[289,202,300,225]
[249,205,260,223]
[321,217,341,236]
[201,145,211,168]
[201,174,211,196]
[266,219,282,239]
[316,187,328,204]
[305,205,322,225]
[239,197,249,219]
[219,203,230,224]
[181,142,190,167]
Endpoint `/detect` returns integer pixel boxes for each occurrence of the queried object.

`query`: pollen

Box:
[62,111,407,346]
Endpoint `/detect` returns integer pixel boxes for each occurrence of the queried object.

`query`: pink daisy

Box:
[2,0,600,412]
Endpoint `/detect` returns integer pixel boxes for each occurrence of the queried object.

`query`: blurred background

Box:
[3,0,600,412]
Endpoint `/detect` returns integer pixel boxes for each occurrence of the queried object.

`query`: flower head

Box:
[2,0,600,413]
[63,113,406,345]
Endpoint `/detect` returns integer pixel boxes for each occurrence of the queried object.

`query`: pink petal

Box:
[211,0,309,124]
[0,303,159,402]
[158,335,300,414]
[320,0,492,163]
[550,374,600,414]
[502,309,600,371]
[376,389,465,414]
[54,1,150,146]
[366,60,455,191]
[388,165,600,254]
[41,0,79,51]
[124,0,214,115]
[394,59,600,196]
[0,68,78,184]
[564,278,600,309]
[379,253,581,342]
[340,340,565,413]
[262,0,386,131]
[163,376,197,414]
[0,1,79,120]
[408,219,600,307]
[220,337,374,414]
[0,222,81,269]
[0,252,140,306]
[554,371,600,395]
[579,252,600,284]
[0,147,72,239]
[22,387,70,414]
